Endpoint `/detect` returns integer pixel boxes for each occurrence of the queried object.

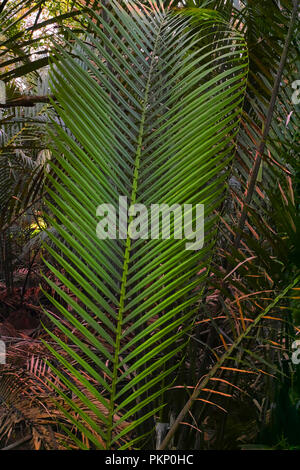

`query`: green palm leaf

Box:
[42,0,248,449]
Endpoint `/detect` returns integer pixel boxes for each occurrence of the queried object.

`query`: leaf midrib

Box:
[106,12,166,449]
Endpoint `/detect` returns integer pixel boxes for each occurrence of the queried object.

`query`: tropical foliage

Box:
[0,0,299,451]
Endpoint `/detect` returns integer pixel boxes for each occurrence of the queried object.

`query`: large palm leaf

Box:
[42,0,248,449]
[173,0,300,448]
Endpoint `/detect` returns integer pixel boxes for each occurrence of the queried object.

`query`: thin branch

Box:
[233,0,299,250]
[0,95,55,108]
[0,434,32,451]
[0,192,45,234]
[159,275,300,450]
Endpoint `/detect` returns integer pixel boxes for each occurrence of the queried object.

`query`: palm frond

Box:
[41,0,248,449]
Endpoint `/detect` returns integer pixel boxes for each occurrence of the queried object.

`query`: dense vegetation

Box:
[0,0,299,450]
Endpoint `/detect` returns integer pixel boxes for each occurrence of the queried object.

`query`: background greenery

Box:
[0,0,299,450]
